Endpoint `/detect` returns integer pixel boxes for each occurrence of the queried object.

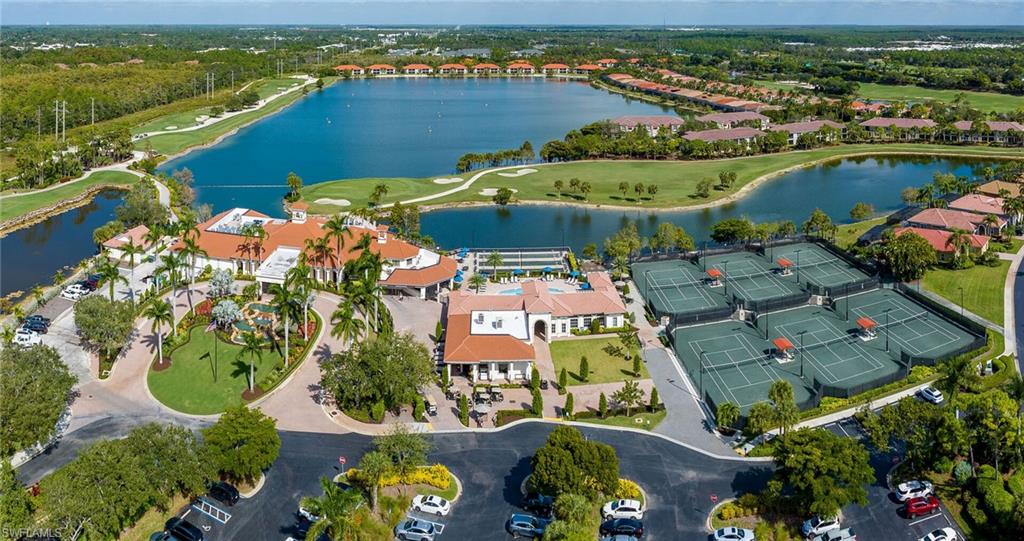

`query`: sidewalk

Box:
[1002,240,1024,370]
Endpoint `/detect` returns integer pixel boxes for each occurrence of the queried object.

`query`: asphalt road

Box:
[1014,262,1024,373]
[224,424,773,541]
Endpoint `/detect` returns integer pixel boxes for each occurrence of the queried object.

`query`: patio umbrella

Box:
[473,402,491,415]
[543,266,553,273]
[513,268,524,275]
[453,275,463,283]
[570,270,580,277]
[580,283,592,290]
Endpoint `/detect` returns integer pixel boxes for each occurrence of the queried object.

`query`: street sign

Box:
[710,494,718,504]
[339,456,346,465]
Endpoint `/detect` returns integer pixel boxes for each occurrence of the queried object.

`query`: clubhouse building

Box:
[442,272,627,382]
[173,205,457,299]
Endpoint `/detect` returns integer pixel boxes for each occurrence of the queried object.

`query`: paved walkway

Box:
[0,151,145,200]
[1003,240,1024,371]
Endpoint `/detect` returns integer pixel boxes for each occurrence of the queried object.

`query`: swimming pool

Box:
[499,287,566,295]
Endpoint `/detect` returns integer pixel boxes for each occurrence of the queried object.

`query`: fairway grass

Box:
[855,83,1024,113]
[921,260,1009,326]
[550,337,650,385]
[0,170,139,224]
[147,325,285,415]
[303,144,1024,214]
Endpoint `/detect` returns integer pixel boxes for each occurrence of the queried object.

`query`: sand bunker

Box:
[478,188,519,196]
[164,126,178,130]
[498,168,538,178]
[314,198,352,207]
[433,177,464,185]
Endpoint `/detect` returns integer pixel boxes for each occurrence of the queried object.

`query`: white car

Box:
[811,528,856,541]
[412,494,451,517]
[919,387,944,404]
[601,498,644,520]
[895,480,934,502]
[61,284,88,300]
[13,329,41,347]
[919,527,958,541]
[297,505,320,522]
[714,527,755,541]
[802,516,840,537]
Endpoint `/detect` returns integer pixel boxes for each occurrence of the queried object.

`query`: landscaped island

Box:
[302,144,1024,214]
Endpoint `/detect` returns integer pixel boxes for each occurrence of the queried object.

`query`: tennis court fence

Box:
[894,283,988,339]
[703,387,820,425]
[737,291,811,313]
[812,369,904,400]
[821,276,881,298]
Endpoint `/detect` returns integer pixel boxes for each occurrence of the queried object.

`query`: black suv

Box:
[208,481,240,506]
[164,517,204,541]
[522,492,554,517]
[599,517,644,538]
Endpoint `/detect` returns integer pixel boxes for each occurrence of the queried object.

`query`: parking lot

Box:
[824,417,966,541]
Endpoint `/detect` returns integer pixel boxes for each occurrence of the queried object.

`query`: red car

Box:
[904,495,941,518]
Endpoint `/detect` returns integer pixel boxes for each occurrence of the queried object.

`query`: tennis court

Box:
[632,259,731,318]
[770,242,870,290]
[700,251,804,303]
[672,288,981,414]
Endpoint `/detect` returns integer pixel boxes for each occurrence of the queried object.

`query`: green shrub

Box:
[1007,471,1024,498]
[932,457,954,475]
[370,400,386,422]
[953,461,974,485]
[774,522,791,541]
[753,521,772,541]
[983,485,1015,518]
[965,497,988,526]
[413,398,425,421]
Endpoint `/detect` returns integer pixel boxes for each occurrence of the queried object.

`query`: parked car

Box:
[919,528,958,541]
[506,513,549,538]
[298,505,320,523]
[394,518,437,541]
[412,494,451,516]
[163,517,204,541]
[60,284,88,300]
[895,480,934,502]
[598,517,644,538]
[208,481,239,506]
[522,492,554,517]
[810,528,856,541]
[713,527,755,541]
[14,329,41,347]
[25,315,51,326]
[802,516,840,537]
[904,495,941,518]
[21,320,48,334]
[601,498,644,520]
[918,387,945,404]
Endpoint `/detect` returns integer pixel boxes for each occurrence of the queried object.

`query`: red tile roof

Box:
[473,63,500,69]
[442,314,536,363]
[977,180,1021,198]
[333,64,363,71]
[403,63,432,70]
[948,194,1007,216]
[952,120,1024,132]
[859,117,937,129]
[439,63,468,70]
[769,120,845,134]
[907,208,1004,231]
[103,224,151,250]
[893,227,989,253]
[506,62,535,69]
[542,63,570,69]
[366,64,396,70]
[575,64,602,71]
[611,115,686,129]
[696,111,769,124]
[683,127,762,142]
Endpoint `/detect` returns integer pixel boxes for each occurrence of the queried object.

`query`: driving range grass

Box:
[855,82,1024,113]
[920,260,1009,326]
[302,143,1024,214]
[550,337,650,385]
[0,170,139,223]
[147,325,285,415]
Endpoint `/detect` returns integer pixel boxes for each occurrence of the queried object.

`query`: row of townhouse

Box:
[655,69,832,107]
[898,187,1021,261]
[332,58,627,77]
[610,112,845,146]
[605,72,782,114]
[859,118,1024,145]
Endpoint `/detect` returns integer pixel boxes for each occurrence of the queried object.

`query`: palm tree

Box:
[936,356,981,404]
[467,273,486,293]
[485,250,503,276]
[269,282,300,367]
[143,224,164,250]
[238,331,264,392]
[300,477,365,541]
[330,299,365,348]
[1,325,15,346]
[179,236,208,306]
[143,299,174,363]
[323,215,351,284]
[304,237,333,284]
[155,252,184,334]
[945,228,972,266]
[285,263,313,335]
[96,257,127,301]
[31,285,45,307]
[119,239,146,306]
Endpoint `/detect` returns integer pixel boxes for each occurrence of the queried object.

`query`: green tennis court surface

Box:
[671,287,981,414]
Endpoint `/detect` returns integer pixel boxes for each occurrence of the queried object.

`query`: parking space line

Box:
[909,513,943,526]
[406,515,446,534]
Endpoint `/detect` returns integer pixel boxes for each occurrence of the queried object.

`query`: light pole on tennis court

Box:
[699,350,706,400]
[723,261,729,296]
[884,308,892,352]
[957,287,964,318]
[799,331,806,379]
[794,249,803,284]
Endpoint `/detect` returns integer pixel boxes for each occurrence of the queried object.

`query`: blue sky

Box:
[3,1,1022,26]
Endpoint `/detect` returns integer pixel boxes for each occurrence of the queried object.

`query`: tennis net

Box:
[876,311,929,330]
[796,313,929,352]
[701,353,768,375]
[647,278,705,291]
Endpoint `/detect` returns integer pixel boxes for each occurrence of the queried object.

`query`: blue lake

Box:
[420,155,1001,251]
[160,77,672,214]
[1,189,125,299]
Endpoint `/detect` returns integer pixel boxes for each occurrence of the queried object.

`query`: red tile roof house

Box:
[403,63,434,75]
[893,227,989,263]
[575,64,603,74]
[769,120,846,145]
[366,64,397,75]
[977,180,1022,199]
[859,117,937,140]
[906,207,1007,236]
[949,120,1024,144]
[442,272,626,383]
[332,64,365,75]
[172,207,457,300]
[103,224,154,263]
[611,115,686,136]
[505,62,536,75]
[438,63,468,75]
[472,63,501,75]
[596,58,618,68]
[541,63,571,75]
[696,111,770,130]
[948,193,1017,227]
[683,127,763,145]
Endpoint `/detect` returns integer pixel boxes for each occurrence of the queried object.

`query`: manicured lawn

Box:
[992,237,1024,254]
[302,144,1024,214]
[147,325,285,415]
[416,472,460,501]
[834,216,887,248]
[855,82,1024,114]
[921,260,1009,326]
[252,77,305,99]
[550,337,649,385]
[0,170,139,223]
[577,409,666,431]
[133,107,219,134]
[117,494,187,541]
